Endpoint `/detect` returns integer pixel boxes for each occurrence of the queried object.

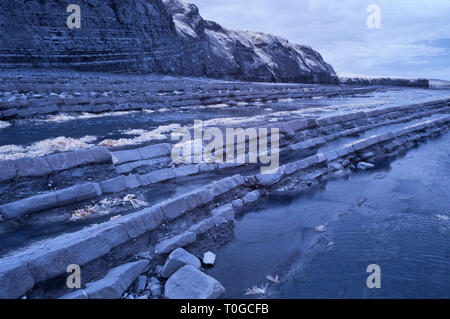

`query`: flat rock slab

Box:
[15,156,52,177]
[0,160,16,182]
[0,192,58,220]
[60,260,149,299]
[155,231,197,255]
[147,277,162,297]
[164,265,225,299]
[0,260,35,299]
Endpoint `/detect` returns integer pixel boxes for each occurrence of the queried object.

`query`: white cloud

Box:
[190,0,450,79]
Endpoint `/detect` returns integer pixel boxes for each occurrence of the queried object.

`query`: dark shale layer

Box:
[0,0,338,84]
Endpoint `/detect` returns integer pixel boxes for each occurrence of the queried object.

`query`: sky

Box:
[190,0,450,80]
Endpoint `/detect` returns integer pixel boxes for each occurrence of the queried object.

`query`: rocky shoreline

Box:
[0,0,448,301]
[1,87,449,298]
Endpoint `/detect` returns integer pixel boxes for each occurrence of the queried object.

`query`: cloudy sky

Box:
[190,0,450,80]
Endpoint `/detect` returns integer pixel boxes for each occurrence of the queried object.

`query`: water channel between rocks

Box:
[206,132,450,299]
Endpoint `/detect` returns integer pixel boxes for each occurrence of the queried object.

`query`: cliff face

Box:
[163,0,338,83]
[0,0,338,84]
[0,0,203,75]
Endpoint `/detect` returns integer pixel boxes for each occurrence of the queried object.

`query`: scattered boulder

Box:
[136,275,147,293]
[161,248,201,278]
[342,160,351,167]
[147,277,162,298]
[164,265,226,299]
[202,252,216,266]
[232,199,244,209]
[242,190,261,205]
[357,162,375,170]
[256,169,284,186]
[361,152,375,159]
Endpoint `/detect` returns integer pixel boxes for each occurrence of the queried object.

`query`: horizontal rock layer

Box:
[1,112,449,299]
[1,98,448,222]
[0,0,338,84]
[0,147,112,183]
[339,76,429,88]
[59,260,149,299]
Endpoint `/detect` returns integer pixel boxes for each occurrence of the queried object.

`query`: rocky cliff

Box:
[164,0,338,83]
[0,0,338,84]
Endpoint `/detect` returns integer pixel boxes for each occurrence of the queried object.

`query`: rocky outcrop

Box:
[339,74,429,88]
[1,97,449,298]
[163,0,338,83]
[0,0,203,75]
[0,0,338,84]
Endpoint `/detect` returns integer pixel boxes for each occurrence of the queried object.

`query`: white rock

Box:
[203,251,216,266]
[357,162,375,170]
[315,226,326,232]
[164,265,225,299]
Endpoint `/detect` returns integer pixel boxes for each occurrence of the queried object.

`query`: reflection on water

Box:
[207,133,450,298]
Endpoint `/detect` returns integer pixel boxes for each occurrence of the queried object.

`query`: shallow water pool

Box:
[207,132,450,298]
